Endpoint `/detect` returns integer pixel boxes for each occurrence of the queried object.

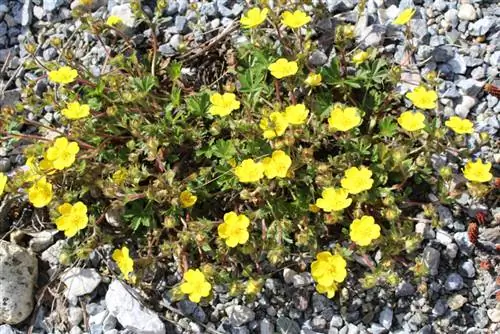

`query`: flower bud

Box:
[439,166,452,179]
[479,132,489,143]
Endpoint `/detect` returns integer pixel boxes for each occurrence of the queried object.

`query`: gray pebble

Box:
[0,158,11,173]
[458,260,475,278]
[445,273,464,291]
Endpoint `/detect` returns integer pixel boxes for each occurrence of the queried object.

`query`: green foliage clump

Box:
[0,3,495,302]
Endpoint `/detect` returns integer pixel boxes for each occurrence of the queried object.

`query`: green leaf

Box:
[186,92,210,117]
[131,75,158,93]
[378,116,399,137]
[320,57,341,85]
[213,139,236,160]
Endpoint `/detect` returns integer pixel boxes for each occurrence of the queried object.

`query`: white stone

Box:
[435,229,453,246]
[109,4,136,28]
[455,96,477,118]
[487,307,500,323]
[457,4,476,21]
[105,280,165,334]
[0,241,38,324]
[62,268,102,299]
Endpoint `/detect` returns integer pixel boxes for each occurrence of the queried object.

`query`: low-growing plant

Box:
[0,2,496,303]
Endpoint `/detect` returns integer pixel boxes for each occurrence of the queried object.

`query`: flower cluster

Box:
[234,150,291,183]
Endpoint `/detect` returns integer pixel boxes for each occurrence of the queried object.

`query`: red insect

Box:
[484,83,500,98]
[467,222,479,245]
[475,211,487,225]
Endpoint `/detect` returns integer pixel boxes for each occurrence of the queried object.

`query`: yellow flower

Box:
[55,202,88,238]
[315,187,352,212]
[240,7,269,29]
[445,116,474,134]
[268,58,298,79]
[61,101,90,120]
[304,73,322,87]
[218,211,250,247]
[316,281,338,298]
[112,246,134,281]
[284,104,309,125]
[45,137,80,170]
[406,86,438,109]
[311,251,347,287]
[262,150,292,179]
[397,111,426,132]
[180,269,212,303]
[352,51,369,65]
[462,159,492,183]
[281,10,311,29]
[179,190,197,208]
[234,159,264,183]
[393,8,416,25]
[328,105,362,131]
[48,66,78,85]
[341,166,374,194]
[106,15,123,26]
[0,172,7,196]
[260,112,289,139]
[349,215,381,246]
[28,176,53,208]
[208,93,240,117]
[245,278,263,295]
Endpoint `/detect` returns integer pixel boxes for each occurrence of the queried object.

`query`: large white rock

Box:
[105,280,165,334]
[0,241,38,324]
[62,268,102,300]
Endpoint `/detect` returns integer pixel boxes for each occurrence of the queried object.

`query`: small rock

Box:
[473,308,489,328]
[445,243,458,259]
[42,47,57,61]
[423,247,440,276]
[312,293,331,313]
[260,319,274,334]
[447,294,467,311]
[445,273,464,291]
[458,260,475,278]
[292,290,309,311]
[457,4,476,21]
[447,54,466,74]
[379,307,393,329]
[227,305,255,327]
[396,282,415,297]
[0,241,38,324]
[369,323,387,334]
[432,45,455,62]
[432,299,448,316]
[62,268,102,299]
[330,315,343,328]
[436,229,453,246]
[457,79,484,96]
[276,317,300,334]
[469,17,495,36]
[454,232,475,255]
[41,239,65,267]
[283,268,297,285]
[68,307,84,326]
[293,272,313,288]
[455,96,477,118]
[0,158,11,172]
[105,280,165,334]
[43,0,64,12]
[487,308,500,323]
[358,24,386,48]
[174,16,189,34]
[308,50,328,66]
